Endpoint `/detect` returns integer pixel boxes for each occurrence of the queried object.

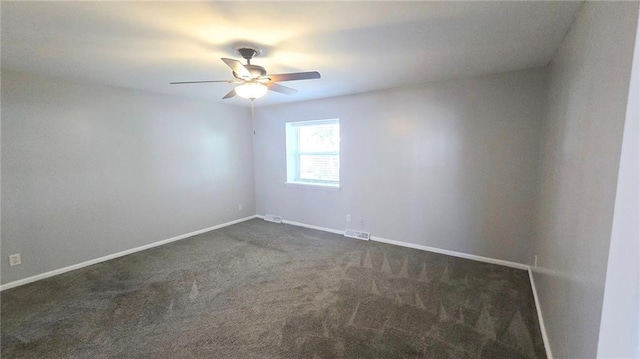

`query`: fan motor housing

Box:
[233,64,266,79]
[246,65,267,78]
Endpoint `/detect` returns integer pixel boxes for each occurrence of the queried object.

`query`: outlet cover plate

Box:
[9,254,21,266]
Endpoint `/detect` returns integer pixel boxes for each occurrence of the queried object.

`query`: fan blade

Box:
[268,71,321,82]
[267,82,298,95]
[170,80,233,85]
[221,58,252,79]
[222,88,237,99]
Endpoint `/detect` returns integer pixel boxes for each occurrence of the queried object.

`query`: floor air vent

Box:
[344,229,370,241]
[264,214,283,223]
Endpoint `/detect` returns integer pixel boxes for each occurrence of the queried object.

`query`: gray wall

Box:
[253,69,546,265]
[597,5,640,358]
[1,70,256,284]
[532,2,639,358]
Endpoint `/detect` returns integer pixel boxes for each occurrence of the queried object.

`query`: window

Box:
[286,119,340,189]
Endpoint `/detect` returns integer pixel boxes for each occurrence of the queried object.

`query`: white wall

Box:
[597,5,640,357]
[532,2,639,358]
[253,68,546,265]
[1,69,255,284]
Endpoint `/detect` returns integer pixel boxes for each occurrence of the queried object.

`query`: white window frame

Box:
[285,119,340,190]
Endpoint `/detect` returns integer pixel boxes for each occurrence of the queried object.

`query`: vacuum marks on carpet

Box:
[1,219,545,358]
[280,246,544,359]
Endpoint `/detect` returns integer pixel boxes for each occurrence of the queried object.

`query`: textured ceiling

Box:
[1,1,582,107]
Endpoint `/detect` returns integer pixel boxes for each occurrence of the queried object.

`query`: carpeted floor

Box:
[1,219,546,358]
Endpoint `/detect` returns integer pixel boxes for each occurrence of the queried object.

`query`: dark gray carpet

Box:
[1,219,546,358]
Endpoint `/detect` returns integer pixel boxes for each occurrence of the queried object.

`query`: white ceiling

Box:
[1,1,582,107]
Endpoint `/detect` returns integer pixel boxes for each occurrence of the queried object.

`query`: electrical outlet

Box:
[346,214,351,222]
[534,255,538,267]
[9,253,21,267]
[238,204,243,211]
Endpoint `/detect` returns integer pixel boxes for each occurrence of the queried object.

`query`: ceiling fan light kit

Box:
[171,46,321,101]
[235,82,268,100]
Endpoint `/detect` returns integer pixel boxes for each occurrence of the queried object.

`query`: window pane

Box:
[299,155,339,182]
[298,124,339,152]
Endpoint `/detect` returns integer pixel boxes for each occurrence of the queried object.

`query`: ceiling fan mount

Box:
[170,45,321,100]
[235,46,261,63]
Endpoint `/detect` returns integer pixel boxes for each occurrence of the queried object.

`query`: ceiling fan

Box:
[170,46,321,100]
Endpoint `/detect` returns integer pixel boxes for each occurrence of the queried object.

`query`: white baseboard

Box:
[256,214,527,270]
[0,215,257,291]
[282,219,345,235]
[256,215,344,235]
[529,267,553,359]
[370,235,529,270]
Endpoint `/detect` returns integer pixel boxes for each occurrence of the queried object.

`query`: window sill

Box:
[284,182,341,191]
